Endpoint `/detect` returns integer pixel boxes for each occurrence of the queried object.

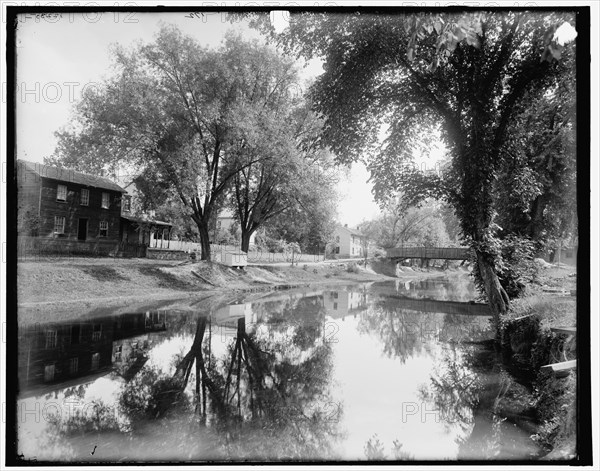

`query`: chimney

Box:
[344,223,348,228]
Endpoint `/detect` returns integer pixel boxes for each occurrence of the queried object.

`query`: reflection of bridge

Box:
[386,247,472,260]
[385,295,491,317]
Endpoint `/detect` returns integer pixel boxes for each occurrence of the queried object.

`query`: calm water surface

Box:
[17,274,543,462]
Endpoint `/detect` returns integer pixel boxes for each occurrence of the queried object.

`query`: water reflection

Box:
[17,277,543,462]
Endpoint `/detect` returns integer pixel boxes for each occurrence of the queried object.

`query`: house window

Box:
[333,302,338,310]
[80,188,89,206]
[92,324,102,341]
[56,184,67,201]
[91,353,100,371]
[69,357,79,375]
[122,195,131,212]
[99,220,108,237]
[335,247,340,254]
[44,364,55,382]
[54,216,65,234]
[45,330,57,349]
[336,236,340,243]
[101,192,110,209]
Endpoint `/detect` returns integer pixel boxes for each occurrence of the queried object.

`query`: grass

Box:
[80,266,129,282]
[137,265,195,290]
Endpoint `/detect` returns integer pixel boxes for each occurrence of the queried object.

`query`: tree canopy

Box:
[248,10,578,321]
[51,25,334,260]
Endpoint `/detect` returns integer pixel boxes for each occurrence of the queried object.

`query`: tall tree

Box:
[230,103,337,252]
[248,11,577,322]
[51,26,302,261]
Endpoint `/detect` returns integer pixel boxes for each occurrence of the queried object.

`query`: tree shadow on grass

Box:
[137,266,195,290]
[80,266,130,282]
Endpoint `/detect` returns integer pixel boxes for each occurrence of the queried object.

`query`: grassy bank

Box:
[17,257,396,304]
[17,257,428,323]
[499,263,578,459]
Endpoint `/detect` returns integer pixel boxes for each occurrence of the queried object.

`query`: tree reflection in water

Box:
[115,300,341,460]
[419,343,541,459]
[358,296,539,460]
[358,300,441,363]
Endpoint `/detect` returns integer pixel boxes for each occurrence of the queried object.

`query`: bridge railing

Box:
[386,246,472,260]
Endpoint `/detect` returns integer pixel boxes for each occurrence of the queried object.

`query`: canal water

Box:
[17,275,543,462]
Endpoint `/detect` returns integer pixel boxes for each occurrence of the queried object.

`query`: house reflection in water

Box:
[212,303,256,338]
[18,312,167,397]
[112,312,168,381]
[323,289,369,320]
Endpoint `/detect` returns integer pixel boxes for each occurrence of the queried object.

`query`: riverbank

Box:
[498,262,578,459]
[16,257,459,323]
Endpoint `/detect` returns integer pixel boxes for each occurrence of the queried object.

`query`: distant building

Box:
[212,208,256,247]
[332,224,367,258]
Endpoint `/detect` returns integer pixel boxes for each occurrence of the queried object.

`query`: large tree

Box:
[51,26,304,261]
[248,11,577,322]
[230,104,337,252]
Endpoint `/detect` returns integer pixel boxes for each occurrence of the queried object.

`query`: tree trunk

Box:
[476,251,510,327]
[240,229,253,253]
[196,222,211,261]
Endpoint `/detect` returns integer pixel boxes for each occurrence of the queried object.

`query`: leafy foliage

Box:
[51,27,319,260]
[252,10,577,318]
[359,197,454,249]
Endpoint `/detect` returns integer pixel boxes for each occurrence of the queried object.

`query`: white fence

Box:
[148,235,325,264]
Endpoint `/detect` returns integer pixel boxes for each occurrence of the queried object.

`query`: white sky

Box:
[12,10,382,227]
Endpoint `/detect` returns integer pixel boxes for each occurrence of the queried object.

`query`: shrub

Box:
[347,262,360,273]
[471,233,539,301]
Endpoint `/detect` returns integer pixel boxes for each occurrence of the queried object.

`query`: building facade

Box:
[332,224,367,258]
[17,160,125,254]
[17,160,173,257]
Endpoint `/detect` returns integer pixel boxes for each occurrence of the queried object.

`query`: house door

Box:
[77,218,88,241]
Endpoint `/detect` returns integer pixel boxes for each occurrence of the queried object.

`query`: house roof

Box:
[121,215,172,228]
[18,160,125,193]
[337,224,366,238]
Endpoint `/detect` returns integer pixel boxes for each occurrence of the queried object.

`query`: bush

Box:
[347,262,360,273]
[532,372,577,453]
[497,234,539,298]
[471,233,539,301]
[372,246,387,258]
